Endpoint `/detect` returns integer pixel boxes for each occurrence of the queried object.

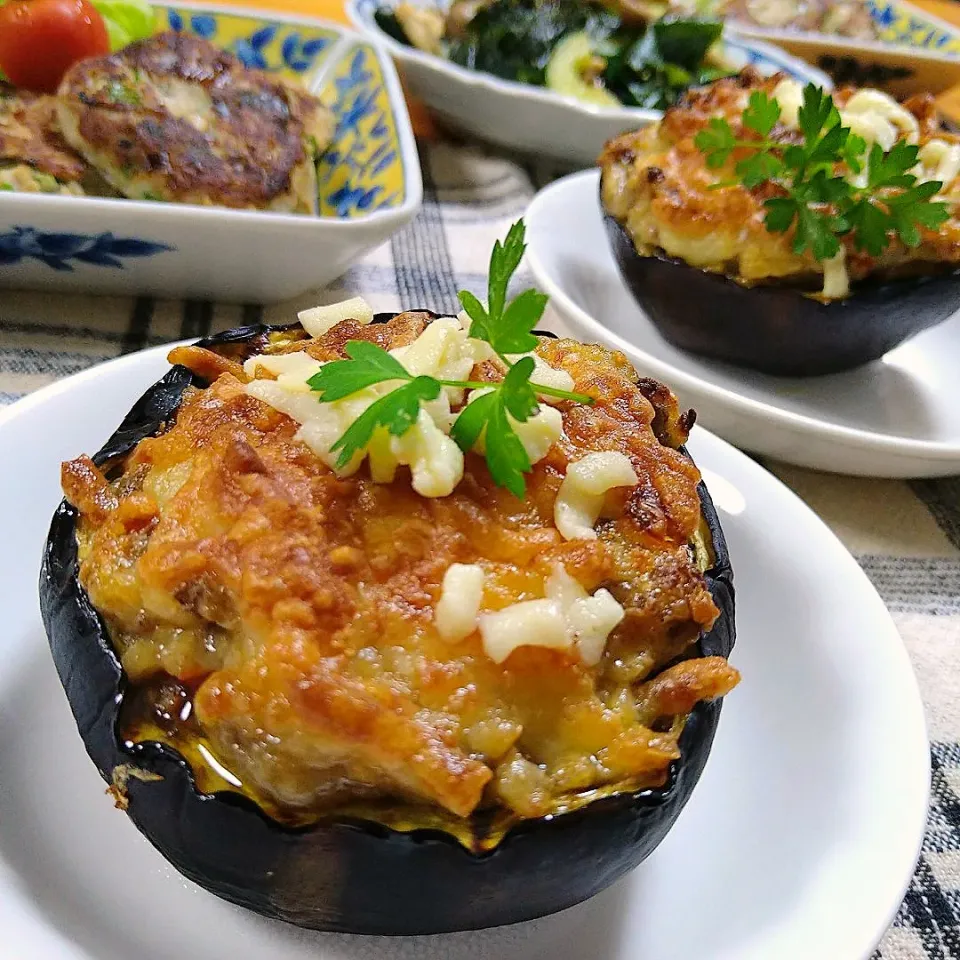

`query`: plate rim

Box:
[0,343,930,958]
[526,168,960,464]
[345,0,833,123]
[0,0,424,228]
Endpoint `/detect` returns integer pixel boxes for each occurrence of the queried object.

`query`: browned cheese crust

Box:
[599,69,960,288]
[55,32,335,211]
[62,315,738,824]
[0,85,88,189]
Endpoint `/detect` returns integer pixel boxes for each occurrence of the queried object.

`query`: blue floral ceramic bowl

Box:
[0,3,422,303]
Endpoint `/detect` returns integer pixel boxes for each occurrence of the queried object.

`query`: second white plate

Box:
[526,170,960,478]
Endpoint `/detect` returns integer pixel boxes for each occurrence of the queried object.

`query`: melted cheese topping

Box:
[554,452,638,541]
[243,313,566,498]
[298,297,374,338]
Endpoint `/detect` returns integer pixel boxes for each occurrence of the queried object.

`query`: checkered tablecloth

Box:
[2,138,958,958]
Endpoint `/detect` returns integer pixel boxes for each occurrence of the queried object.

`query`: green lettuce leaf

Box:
[91,0,156,49]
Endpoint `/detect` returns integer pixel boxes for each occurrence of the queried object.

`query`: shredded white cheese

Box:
[297,296,374,338]
[507,352,576,394]
[772,78,803,129]
[435,563,486,642]
[477,563,625,665]
[479,600,570,664]
[772,81,919,154]
[554,452,638,541]
[243,351,322,391]
[821,248,850,300]
[544,565,625,665]
[915,139,960,190]
[841,89,919,152]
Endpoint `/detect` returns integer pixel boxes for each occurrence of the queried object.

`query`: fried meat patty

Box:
[600,70,960,291]
[56,32,335,212]
[0,85,87,195]
[63,315,738,825]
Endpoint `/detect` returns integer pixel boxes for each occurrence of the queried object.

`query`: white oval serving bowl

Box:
[347,0,832,167]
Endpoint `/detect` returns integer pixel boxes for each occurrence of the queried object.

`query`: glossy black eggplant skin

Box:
[39,318,736,935]
[603,211,960,377]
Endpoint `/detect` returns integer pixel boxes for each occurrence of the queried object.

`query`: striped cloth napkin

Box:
[1,138,957,958]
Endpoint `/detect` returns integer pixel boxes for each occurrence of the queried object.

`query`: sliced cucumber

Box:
[545,31,620,108]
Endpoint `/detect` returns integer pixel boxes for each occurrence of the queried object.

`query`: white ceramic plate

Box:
[0,3,422,304]
[0,344,928,959]
[526,170,960,478]
[347,0,831,167]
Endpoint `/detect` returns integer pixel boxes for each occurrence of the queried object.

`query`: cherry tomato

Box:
[0,0,110,94]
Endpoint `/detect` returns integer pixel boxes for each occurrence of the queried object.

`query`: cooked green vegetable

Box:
[448,0,587,86]
[597,16,726,109]
[376,0,728,110]
[545,31,619,106]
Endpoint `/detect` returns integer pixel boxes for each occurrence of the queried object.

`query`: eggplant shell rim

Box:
[600,203,960,307]
[43,314,735,858]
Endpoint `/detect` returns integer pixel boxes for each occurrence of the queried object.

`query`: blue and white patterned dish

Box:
[732,0,960,98]
[348,0,831,167]
[0,3,422,303]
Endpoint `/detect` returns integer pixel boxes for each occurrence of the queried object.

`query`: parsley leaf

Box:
[737,151,783,189]
[846,198,892,256]
[450,390,537,499]
[449,358,541,498]
[306,340,412,401]
[485,397,533,498]
[887,182,949,247]
[694,81,952,265]
[694,117,736,169]
[307,220,594,498]
[743,90,780,138]
[797,83,837,145]
[450,390,498,455]
[458,221,546,357]
[500,356,539,421]
[867,140,920,190]
[329,376,441,468]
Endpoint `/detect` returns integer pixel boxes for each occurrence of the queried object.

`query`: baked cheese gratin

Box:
[600,69,960,299]
[60,306,738,837]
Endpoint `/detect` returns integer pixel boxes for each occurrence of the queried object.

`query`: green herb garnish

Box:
[306,220,593,498]
[105,79,142,106]
[694,83,950,261]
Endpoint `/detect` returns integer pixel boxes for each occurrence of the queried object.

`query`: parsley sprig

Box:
[694,84,950,262]
[305,221,592,498]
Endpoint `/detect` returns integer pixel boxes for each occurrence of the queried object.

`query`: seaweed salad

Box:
[375,0,730,110]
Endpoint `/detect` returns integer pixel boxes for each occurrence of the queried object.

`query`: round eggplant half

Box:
[39,316,736,935]
[603,210,960,377]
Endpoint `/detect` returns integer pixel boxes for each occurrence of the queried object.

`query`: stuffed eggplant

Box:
[600,69,960,376]
[40,229,737,934]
